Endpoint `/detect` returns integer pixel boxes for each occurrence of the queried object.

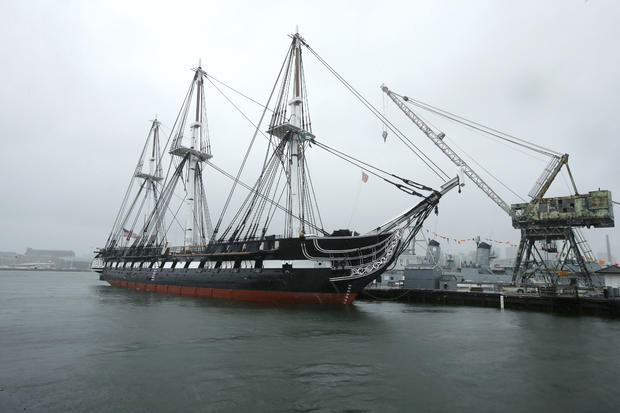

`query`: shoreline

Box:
[0,268,91,273]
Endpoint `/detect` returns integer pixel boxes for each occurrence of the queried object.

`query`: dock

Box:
[359,288,620,317]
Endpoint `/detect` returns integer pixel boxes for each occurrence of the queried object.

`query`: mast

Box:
[185,76,201,246]
[106,118,165,249]
[169,64,213,248]
[140,118,164,240]
[132,118,165,246]
[266,31,314,238]
[289,34,303,237]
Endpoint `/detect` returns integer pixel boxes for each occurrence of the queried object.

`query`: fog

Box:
[1,0,618,261]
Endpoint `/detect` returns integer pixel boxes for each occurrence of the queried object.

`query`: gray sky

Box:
[1,0,619,261]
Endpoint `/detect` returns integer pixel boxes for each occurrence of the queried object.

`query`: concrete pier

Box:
[359,288,620,317]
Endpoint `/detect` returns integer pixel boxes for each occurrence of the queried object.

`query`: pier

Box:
[359,288,620,317]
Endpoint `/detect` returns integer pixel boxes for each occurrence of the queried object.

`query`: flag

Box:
[123,228,138,239]
[361,171,369,183]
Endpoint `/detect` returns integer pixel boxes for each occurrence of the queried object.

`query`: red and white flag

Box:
[361,171,369,183]
[123,228,139,239]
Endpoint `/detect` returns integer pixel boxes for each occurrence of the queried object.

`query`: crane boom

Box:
[529,153,580,201]
[381,85,513,216]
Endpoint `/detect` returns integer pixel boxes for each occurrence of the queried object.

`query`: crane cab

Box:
[511,190,614,229]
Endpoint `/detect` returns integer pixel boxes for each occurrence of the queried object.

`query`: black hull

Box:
[97,231,403,304]
[102,266,380,304]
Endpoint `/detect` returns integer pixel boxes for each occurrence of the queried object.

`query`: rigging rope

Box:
[206,161,328,235]
[190,38,449,242]
[211,45,292,238]
[442,135,527,202]
[301,42,450,182]
[162,191,188,240]
[199,67,555,210]
[311,139,432,197]
[397,93,561,157]
[199,48,444,194]
[205,74,274,113]
[206,77,275,145]
[387,90,545,204]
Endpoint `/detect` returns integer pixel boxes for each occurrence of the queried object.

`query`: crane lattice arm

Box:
[381,85,512,216]
[528,153,580,201]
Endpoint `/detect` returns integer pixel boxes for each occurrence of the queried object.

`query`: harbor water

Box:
[1,270,619,412]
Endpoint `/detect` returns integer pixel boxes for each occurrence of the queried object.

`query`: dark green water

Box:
[1,271,619,412]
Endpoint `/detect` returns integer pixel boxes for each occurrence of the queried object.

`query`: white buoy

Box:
[500,294,505,310]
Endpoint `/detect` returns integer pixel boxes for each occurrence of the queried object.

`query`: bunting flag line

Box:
[423,228,517,247]
[421,229,620,266]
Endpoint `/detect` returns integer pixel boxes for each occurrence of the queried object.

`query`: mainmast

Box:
[170,64,213,247]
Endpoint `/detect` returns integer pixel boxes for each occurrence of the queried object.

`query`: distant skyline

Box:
[0,0,618,260]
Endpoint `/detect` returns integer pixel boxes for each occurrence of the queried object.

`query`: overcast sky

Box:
[1,0,619,261]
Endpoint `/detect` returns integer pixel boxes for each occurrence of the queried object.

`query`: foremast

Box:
[267,32,315,238]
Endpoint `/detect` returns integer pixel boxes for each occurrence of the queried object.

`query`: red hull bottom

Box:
[107,280,357,304]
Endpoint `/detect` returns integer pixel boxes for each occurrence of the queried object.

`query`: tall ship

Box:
[92,32,459,304]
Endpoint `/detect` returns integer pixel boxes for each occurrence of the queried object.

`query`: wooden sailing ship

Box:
[92,32,459,304]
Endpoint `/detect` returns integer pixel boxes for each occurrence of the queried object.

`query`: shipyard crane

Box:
[381,85,615,288]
